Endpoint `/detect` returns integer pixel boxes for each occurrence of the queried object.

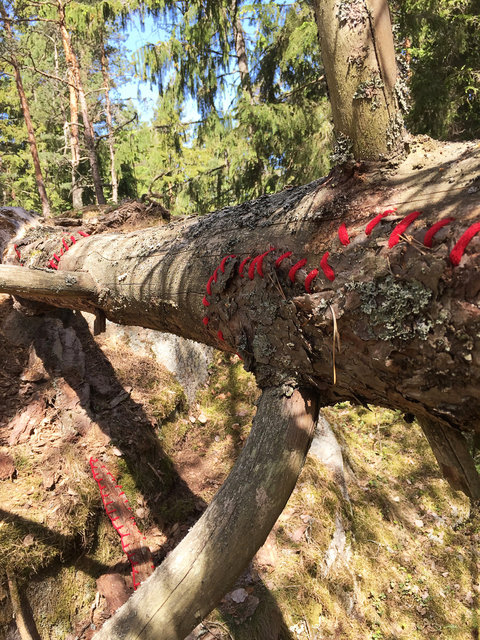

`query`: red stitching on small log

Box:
[288,258,307,283]
[219,254,236,273]
[305,268,319,293]
[338,224,350,246]
[423,217,455,248]
[320,252,335,281]
[49,259,58,270]
[365,208,397,236]
[275,251,292,268]
[62,238,69,251]
[256,247,275,277]
[14,245,22,262]
[78,230,89,237]
[202,296,210,307]
[248,256,259,280]
[53,253,61,262]
[450,222,480,266]
[213,267,219,283]
[388,211,421,248]
[217,330,224,341]
[202,316,209,326]
[239,257,251,278]
[70,235,77,244]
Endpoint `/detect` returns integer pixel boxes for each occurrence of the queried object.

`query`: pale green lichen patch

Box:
[346,276,433,340]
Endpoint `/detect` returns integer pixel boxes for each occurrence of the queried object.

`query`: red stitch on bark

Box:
[252,247,275,278]
[217,330,224,341]
[320,252,335,281]
[423,217,456,248]
[14,245,22,261]
[288,258,307,283]
[450,222,480,266]
[365,208,397,236]
[206,275,215,295]
[219,254,236,273]
[275,251,292,268]
[388,211,421,248]
[70,235,77,244]
[338,224,350,246]
[202,317,209,326]
[305,268,319,293]
[62,238,69,251]
[49,260,58,270]
[213,267,219,283]
[78,230,89,237]
[59,248,64,256]
[53,253,61,262]
[202,296,210,307]
[248,255,260,280]
[238,256,251,277]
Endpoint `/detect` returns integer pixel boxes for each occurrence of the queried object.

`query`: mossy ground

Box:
[0,325,479,639]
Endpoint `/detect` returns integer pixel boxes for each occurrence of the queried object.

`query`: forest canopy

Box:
[0,0,478,216]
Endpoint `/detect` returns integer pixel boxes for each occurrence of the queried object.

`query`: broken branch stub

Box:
[92,386,319,640]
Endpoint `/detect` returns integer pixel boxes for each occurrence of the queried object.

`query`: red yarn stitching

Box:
[365,208,397,236]
[206,275,215,295]
[338,224,350,246]
[14,245,22,261]
[62,238,70,251]
[213,267,219,283]
[275,251,292,268]
[288,258,307,283]
[423,217,455,248]
[49,259,59,270]
[78,230,89,237]
[217,330,224,341]
[249,248,275,279]
[320,252,335,281]
[388,211,421,248]
[202,296,210,307]
[70,235,77,244]
[450,222,480,266]
[219,254,236,273]
[239,257,251,278]
[305,268,319,293]
[202,317,209,326]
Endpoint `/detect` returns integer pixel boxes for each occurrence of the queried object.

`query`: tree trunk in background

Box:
[0,2,51,218]
[67,97,83,210]
[57,0,106,206]
[100,40,118,203]
[313,0,402,160]
[230,0,252,95]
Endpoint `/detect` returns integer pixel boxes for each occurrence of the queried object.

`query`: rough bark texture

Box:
[313,0,402,160]
[0,2,51,218]
[92,387,318,640]
[231,0,251,93]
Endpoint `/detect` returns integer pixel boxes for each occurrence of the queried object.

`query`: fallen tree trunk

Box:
[2,141,479,431]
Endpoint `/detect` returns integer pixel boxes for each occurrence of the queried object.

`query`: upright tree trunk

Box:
[0,2,51,218]
[57,0,106,205]
[230,0,252,95]
[100,39,118,203]
[67,90,83,210]
[313,0,403,160]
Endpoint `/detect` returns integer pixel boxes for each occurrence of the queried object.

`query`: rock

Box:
[0,452,15,480]
[96,573,132,614]
[229,588,248,603]
[198,414,207,424]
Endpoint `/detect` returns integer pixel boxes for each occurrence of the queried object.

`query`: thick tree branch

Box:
[93,387,319,640]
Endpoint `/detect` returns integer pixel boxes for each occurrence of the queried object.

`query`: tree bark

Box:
[92,387,319,639]
[230,0,252,95]
[100,39,118,203]
[57,0,106,206]
[313,0,402,160]
[0,2,51,218]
